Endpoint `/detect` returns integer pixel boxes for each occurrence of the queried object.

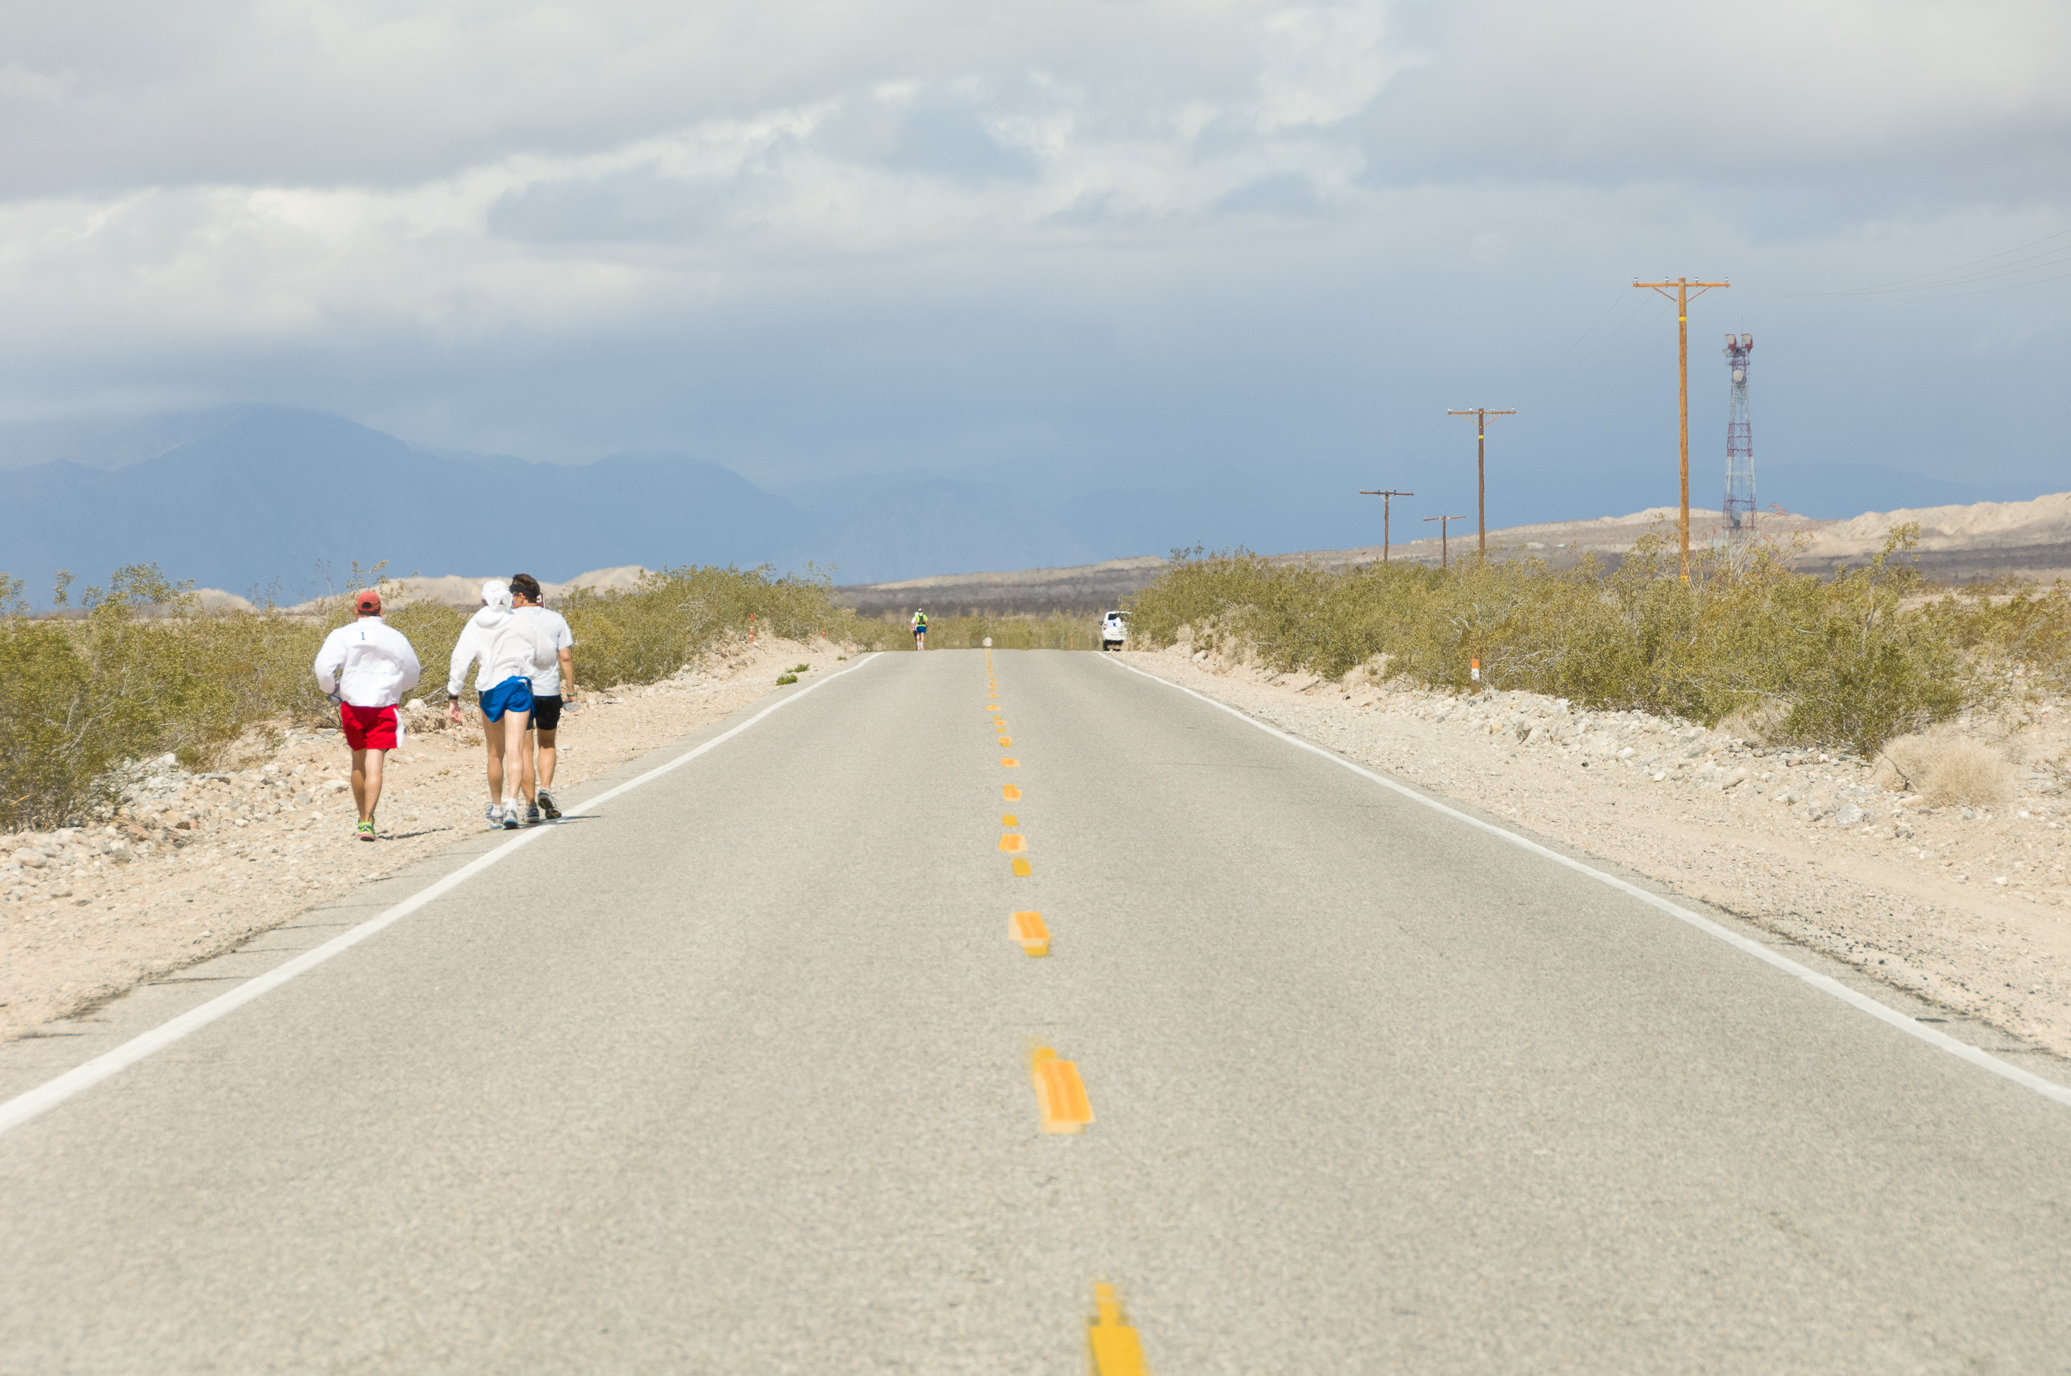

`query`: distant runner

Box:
[509,573,576,820]
[312,589,422,842]
[446,580,555,829]
[911,608,927,650]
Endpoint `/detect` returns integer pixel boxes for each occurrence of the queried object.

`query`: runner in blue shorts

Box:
[447,580,556,829]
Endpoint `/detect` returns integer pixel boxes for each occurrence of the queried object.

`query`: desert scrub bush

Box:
[558,563,850,688]
[0,560,849,828]
[848,612,1099,651]
[0,566,232,828]
[1872,730,2015,807]
[1125,525,1966,754]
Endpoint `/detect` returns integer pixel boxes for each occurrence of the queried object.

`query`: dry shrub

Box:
[1125,526,1964,753]
[0,560,855,828]
[1715,699,1791,746]
[1873,730,2015,807]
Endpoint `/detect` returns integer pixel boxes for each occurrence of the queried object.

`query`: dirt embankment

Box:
[0,638,846,1042]
[1127,641,2071,1059]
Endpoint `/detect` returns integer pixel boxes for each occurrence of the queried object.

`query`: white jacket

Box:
[447,599,555,696]
[314,618,423,708]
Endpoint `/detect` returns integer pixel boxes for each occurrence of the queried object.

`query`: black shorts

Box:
[530,694,563,731]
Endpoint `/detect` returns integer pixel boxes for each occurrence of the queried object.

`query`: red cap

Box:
[355,589,382,614]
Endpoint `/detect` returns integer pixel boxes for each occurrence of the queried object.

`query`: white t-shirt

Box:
[516,606,576,694]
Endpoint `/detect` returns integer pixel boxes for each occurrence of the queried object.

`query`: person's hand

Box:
[447,698,463,724]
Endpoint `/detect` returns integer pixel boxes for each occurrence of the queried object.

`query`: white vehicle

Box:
[1100,610,1129,652]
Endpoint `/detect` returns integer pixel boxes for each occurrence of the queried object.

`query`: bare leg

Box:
[504,709,534,803]
[350,749,386,824]
[535,727,558,790]
[482,712,506,802]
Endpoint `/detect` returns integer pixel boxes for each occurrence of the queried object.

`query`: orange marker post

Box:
[1029,1046,1093,1133]
[1011,911,1050,957]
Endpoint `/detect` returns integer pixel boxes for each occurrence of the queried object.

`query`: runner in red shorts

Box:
[313,589,424,841]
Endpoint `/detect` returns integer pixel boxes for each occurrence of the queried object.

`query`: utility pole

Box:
[1633,276,1730,581]
[1446,408,1514,564]
[1423,514,1468,571]
[1358,489,1414,562]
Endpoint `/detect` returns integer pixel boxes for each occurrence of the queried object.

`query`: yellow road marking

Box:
[1011,858,1032,876]
[999,833,1027,853]
[1029,1046,1093,1133]
[1001,758,1020,768]
[1002,785,1021,801]
[1011,911,1049,956]
[1088,1284,1150,1375]
[1001,813,1018,825]
[998,735,1012,746]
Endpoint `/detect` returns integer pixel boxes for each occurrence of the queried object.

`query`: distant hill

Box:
[0,409,807,604]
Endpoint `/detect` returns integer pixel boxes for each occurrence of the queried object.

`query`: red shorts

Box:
[339,703,399,751]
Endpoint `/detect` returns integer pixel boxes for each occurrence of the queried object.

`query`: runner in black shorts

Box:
[510,573,577,820]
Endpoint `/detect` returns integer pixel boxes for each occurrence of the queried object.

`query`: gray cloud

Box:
[0,0,2063,541]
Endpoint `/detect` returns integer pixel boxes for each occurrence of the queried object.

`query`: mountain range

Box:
[0,405,2040,607]
[0,407,1340,603]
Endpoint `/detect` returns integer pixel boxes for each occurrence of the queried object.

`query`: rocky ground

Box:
[0,637,848,1042]
[1128,641,2071,1060]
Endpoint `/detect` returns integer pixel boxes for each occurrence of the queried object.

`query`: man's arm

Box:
[312,628,346,697]
[391,627,423,693]
[558,647,575,698]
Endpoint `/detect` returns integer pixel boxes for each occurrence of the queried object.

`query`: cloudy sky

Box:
[2,0,2067,549]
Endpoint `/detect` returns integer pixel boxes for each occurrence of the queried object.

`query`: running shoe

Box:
[537,790,561,820]
[486,802,503,830]
[501,803,520,830]
[356,821,376,842]
[524,803,542,826]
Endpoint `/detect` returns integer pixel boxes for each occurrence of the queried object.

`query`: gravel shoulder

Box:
[1123,643,2071,1060]
[0,638,849,1043]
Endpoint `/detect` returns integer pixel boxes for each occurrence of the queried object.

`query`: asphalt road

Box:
[3,648,2070,1374]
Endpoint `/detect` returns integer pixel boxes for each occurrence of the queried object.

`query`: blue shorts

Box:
[479,676,535,723]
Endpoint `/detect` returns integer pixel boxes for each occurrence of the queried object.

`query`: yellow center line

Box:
[1000,758,1020,768]
[999,834,1027,853]
[1011,857,1031,875]
[1002,785,1021,801]
[1029,1046,1094,1133]
[1088,1284,1150,1375]
[1010,911,1049,956]
[998,735,1012,746]
[1001,813,1018,826]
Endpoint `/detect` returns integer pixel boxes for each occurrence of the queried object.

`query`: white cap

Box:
[481,579,511,608]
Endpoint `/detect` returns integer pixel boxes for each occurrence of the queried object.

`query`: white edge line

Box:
[1102,655,2071,1110]
[0,653,884,1138]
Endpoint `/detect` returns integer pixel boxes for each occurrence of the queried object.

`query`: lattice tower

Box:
[1723,333,1755,532]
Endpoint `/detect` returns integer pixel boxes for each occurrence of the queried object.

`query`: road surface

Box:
[3,648,2070,1373]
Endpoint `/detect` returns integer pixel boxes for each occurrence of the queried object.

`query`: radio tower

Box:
[1723,333,1755,533]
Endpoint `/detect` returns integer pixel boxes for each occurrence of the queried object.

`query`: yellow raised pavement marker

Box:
[1010,911,1049,957]
[1001,758,1020,768]
[1002,785,1021,801]
[1087,1284,1150,1375]
[1011,858,1032,876]
[999,834,1027,853]
[998,736,1013,746]
[1001,813,1018,826]
[1029,1046,1093,1133]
